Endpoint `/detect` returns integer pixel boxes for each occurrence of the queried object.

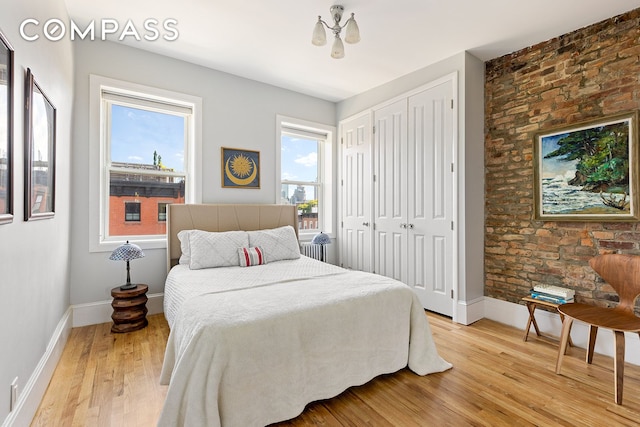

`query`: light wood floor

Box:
[32,312,640,426]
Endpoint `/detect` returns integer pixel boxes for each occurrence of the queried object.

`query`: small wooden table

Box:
[111,284,148,333]
[523,296,573,348]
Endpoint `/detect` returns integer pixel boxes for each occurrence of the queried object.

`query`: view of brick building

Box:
[109,162,184,236]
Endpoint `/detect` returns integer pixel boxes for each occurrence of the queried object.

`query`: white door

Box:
[340,113,373,272]
[407,81,455,316]
[373,100,408,282]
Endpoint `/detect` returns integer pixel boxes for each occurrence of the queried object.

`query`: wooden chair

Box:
[555,254,640,404]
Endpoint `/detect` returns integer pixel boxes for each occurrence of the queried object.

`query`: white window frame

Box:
[89,75,202,252]
[276,115,334,241]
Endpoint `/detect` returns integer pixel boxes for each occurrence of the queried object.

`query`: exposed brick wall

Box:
[484,8,640,307]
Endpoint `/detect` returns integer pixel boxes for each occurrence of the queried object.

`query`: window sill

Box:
[90,236,167,253]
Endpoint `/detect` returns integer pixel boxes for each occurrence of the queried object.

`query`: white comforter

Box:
[159,257,452,427]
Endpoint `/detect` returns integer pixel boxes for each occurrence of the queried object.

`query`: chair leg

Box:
[586,325,598,364]
[523,302,536,341]
[614,330,625,405]
[556,316,573,374]
[558,313,574,348]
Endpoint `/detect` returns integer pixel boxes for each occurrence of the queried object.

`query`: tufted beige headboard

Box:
[167,204,299,271]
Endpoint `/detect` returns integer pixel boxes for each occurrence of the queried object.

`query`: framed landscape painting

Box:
[221,147,260,189]
[534,111,639,221]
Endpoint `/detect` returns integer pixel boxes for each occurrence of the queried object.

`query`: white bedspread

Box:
[159,258,452,427]
[163,257,346,329]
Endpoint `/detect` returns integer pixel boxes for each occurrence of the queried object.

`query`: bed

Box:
[158,204,452,427]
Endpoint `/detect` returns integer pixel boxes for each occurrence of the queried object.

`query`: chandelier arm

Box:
[338,17,354,30]
[318,19,332,30]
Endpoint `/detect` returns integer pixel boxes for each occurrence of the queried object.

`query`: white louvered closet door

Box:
[373,99,408,282]
[340,113,373,272]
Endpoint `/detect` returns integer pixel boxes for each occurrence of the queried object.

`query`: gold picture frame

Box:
[534,111,639,221]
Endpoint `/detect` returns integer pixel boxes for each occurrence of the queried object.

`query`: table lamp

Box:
[311,231,331,262]
[109,240,145,290]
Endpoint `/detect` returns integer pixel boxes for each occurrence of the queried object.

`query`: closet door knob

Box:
[362,222,370,227]
[408,223,414,229]
[400,223,407,229]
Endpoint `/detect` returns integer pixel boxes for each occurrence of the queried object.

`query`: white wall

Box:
[336,52,485,320]
[70,40,336,305]
[462,52,485,303]
[0,0,74,421]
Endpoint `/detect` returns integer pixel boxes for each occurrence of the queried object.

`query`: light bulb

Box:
[344,14,360,44]
[312,17,327,46]
[331,35,345,59]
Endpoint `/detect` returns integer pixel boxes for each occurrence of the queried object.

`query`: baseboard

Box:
[454,296,485,325]
[72,292,164,327]
[483,296,640,366]
[1,307,72,427]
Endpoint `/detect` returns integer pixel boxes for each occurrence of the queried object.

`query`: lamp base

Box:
[119,282,137,290]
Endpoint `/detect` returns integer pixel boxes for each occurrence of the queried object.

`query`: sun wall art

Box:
[221,147,260,189]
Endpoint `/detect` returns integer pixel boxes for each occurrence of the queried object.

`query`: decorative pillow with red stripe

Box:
[238,246,266,267]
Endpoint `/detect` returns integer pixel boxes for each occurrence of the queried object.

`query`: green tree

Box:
[544,122,629,191]
[298,203,310,213]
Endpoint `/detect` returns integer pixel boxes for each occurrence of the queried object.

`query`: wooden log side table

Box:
[522,296,573,348]
[111,284,149,333]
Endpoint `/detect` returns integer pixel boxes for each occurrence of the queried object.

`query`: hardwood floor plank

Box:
[32,312,640,426]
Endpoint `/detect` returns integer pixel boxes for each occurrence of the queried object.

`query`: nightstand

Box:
[522,296,573,349]
[110,284,148,333]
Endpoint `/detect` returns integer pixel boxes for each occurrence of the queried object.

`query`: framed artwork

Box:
[221,147,260,188]
[534,111,639,221]
[24,68,56,221]
[0,29,13,225]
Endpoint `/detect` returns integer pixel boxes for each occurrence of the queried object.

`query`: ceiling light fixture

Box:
[312,5,360,59]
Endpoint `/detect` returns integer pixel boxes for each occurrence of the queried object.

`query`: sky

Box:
[110,105,319,191]
[31,89,52,162]
[540,132,578,178]
[110,104,185,171]
[281,135,318,183]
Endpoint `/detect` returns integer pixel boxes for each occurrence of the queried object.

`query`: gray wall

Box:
[0,0,74,420]
[70,40,336,305]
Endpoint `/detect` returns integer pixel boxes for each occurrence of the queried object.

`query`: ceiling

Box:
[63,0,640,102]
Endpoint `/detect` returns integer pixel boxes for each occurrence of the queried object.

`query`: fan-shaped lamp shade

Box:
[110,241,145,290]
[311,232,332,246]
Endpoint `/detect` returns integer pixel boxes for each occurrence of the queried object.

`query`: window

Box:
[277,116,334,238]
[125,202,141,221]
[89,75,202,252]
[105,95,188,237]
[158,202,167,222]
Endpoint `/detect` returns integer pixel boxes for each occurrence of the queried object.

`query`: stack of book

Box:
[530,284,574,304]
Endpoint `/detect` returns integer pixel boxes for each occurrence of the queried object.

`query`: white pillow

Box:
[248,226,300,263]
[188,230,249,270]
[177,229,193,265]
